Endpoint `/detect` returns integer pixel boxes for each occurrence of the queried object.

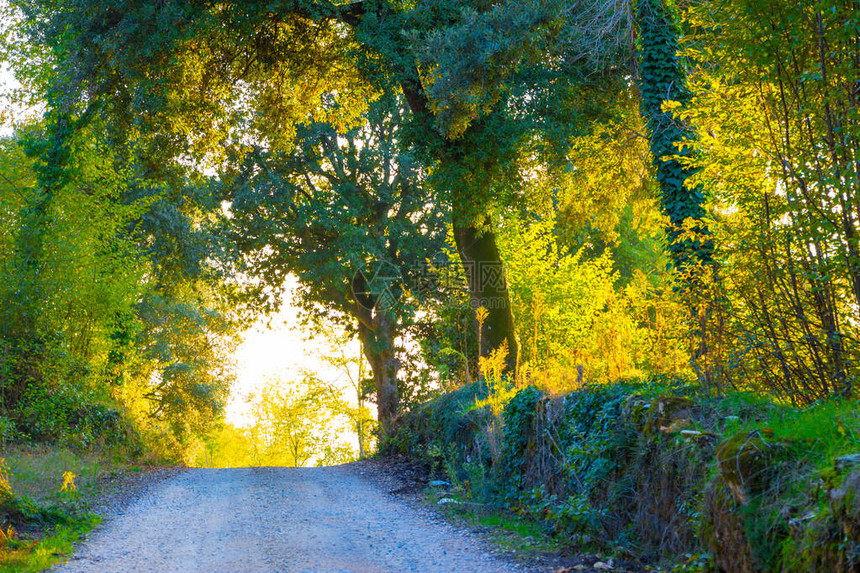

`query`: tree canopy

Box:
[0,0,855,464]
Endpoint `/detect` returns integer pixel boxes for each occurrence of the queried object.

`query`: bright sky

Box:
[0,23,42,135]
[226,275,367,429]
[0,65,24,136]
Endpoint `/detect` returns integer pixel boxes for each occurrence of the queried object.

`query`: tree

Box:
[247,373,354,467]
[0,122,150,409]
[633,0,712,273]
[315,331,376,459]
[11,0,600,380]
[220,96,447,434]
[0,113,239,458]
[676,0,860,401]
[196,422,256,468]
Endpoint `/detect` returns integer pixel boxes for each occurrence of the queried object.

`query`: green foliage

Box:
[4,446,121,504]
[499,206,690,384]
[745,399,859,470]
[500,385,542,489]
[0,416,16,446]
[1,4,856,570]
[634,0,712,271]
[0,122,238,461]
[314,329,378,459]
[396,376,857,568]
[0,447,122,572]
[385,381,491,458]
[219,95,448,430]
[16,384,126,447]
[558,383,636,491]
[249,377,345,467]
[11,0,651,393]
[500,214,614,370]
[701,397,859,572]
[405,0,570,138]
[554,83,665,267]
[410,243,478,390]
[128,287,236,460]
[677,0,860,401]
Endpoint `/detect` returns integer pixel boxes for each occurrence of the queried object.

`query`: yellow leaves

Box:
[475,305,489,328]
[670,217,712,246]
[475,340,514,418]
[60,470,76,493]
[561,98,658,245]
[660,99,682,113]
[0,524,16,549]
[479,340,509,385]
[0,458,12,502]
[475,305,496,383]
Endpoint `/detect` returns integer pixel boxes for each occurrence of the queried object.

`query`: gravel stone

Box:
[52,465,526,573]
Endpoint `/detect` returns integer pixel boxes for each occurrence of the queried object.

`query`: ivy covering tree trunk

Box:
[634,0,721,390]
[634,0,712,271]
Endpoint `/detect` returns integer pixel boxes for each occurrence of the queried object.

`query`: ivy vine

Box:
[635,0,713,272]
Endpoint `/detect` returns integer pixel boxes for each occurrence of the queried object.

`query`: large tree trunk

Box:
[355,350,367,458]
[399,77,519,376]
[356,314,399,437]
[452,209,518,373]
[351,270,400,436]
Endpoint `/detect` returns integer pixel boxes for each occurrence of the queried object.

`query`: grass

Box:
[470,511,558,552]
[458,507,560,556]
[0,514,101,573]
[0,444,130,571]
[750,397,859,467]
[3,444,125,504]
[426,485,562,559]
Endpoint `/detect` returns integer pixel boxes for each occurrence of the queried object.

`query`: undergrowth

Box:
[0,445,142,571]
[393,374,860,571]
[0,514,100,573]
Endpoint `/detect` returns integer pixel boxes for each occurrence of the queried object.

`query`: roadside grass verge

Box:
[423,478,570,565]
[0,514,101,573]
[0,444,139,571]
[4,444,127,504]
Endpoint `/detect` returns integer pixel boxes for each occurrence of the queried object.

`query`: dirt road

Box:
[53,465,523,573]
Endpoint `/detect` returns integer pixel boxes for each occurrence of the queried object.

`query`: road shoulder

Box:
[349,456,648,573]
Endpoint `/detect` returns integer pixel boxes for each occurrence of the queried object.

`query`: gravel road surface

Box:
[53,465,524,573]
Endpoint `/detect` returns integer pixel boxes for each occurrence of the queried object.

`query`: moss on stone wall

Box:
[391,379,859,570]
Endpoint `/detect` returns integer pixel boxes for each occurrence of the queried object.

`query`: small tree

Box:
[248,374,353,467]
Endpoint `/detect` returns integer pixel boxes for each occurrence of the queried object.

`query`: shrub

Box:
[394,375,859,569]
[15,383,134,448]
